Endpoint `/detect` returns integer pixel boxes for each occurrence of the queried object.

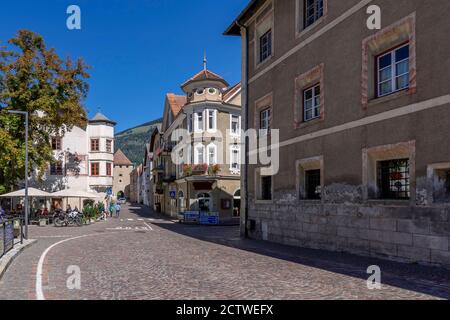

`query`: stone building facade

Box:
[32,112,116,209]
[226,0,450,267]
[113,149,133,199]
[151,68,242,223]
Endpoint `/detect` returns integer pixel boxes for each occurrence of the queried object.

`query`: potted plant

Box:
[183,164,193,177]
[208,164,221,176]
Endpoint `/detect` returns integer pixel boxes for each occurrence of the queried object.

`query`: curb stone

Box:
[0,239,37,280]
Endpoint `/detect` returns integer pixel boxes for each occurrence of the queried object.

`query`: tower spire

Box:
[203,50,207,71]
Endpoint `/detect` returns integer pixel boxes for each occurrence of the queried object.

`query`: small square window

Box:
[50,162,63,176]
[377,44,410,97]
[377,159,410,200]
[91,139,100,152]
[259,29,272,63]
[51,137,62,151]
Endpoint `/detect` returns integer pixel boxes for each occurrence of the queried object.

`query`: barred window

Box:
[377,159,410,200]
[304,0,324,28]
[259,29,272,63]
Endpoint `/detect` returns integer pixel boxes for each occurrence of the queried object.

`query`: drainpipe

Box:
[236,21,249,239]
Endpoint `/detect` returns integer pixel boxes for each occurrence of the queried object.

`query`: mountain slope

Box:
[114,118,162,166]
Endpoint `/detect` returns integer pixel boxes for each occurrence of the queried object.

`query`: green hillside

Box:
[114,118,162,166]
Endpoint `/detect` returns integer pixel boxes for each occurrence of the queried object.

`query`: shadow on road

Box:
[128,203,450,299]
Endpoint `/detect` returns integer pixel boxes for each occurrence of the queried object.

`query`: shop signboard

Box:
[183,212,199,223]
[200,212,219,225]
[0,226,4,256]
[4,221,14,253]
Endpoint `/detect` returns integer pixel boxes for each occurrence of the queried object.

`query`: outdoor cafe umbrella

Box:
[51,189,102,210]
[0,188,52,198]
[0,187,53,214]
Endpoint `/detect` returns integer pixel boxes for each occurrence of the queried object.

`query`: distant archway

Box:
[117,191,125,199]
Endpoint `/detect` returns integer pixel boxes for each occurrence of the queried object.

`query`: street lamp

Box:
[8,110,29,239]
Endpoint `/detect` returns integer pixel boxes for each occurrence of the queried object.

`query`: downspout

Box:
[236,20,250,238]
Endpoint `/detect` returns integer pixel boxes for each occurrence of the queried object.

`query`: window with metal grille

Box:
[305,169,321,199]
[259,29,272,63]
[303,84,321,122]
[377,44,409,97]
[377,159,410,200]
[261,176,272,200]
[304,0,324,28]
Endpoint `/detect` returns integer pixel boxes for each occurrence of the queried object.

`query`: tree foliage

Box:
[0,30,90,193]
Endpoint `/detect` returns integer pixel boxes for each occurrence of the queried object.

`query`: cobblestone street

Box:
[0,204,449,300]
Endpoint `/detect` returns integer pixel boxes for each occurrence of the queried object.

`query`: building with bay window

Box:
[152,66,242,222]
[226,0,450,267]
[31,112,116,209]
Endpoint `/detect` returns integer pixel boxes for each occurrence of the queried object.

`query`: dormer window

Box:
[208,88,217,95]
[195,88,205,95]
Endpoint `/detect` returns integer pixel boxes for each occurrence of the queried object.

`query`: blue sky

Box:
[0,0,247,132]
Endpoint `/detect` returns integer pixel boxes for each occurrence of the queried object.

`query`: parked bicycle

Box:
[53,209,84,227]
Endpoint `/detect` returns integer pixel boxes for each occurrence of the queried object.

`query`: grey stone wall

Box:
[247,190,450,268]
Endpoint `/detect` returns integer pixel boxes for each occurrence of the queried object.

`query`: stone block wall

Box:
[247,191,450,267]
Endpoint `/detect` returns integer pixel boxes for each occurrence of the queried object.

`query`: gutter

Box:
[236,20,250,239]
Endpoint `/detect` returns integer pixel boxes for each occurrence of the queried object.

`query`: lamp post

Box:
[8,110,29,239]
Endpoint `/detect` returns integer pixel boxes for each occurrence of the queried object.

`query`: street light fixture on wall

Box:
[8,110,29,239]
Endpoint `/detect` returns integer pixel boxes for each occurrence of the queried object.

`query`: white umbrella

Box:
[51,189,102,210]
[0,187,52,198]
[51,189,101,199]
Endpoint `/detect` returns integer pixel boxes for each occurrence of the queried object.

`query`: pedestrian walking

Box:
[115,203,121,218]
[109,202,116,218]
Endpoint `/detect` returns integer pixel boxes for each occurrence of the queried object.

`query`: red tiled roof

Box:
[181,69,229,88]
[223,82,242,102]
[166,93,186,117]
[114,149,133,166]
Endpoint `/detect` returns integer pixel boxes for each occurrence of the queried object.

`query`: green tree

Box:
[0,30,90,193]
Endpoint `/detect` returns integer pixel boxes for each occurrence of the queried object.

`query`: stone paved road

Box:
[0,204,449,300]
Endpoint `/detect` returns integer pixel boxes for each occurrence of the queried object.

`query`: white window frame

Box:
[206,109,217,132]
[377,43,410,98]
[187,113,193,133]
[207,143,217,165]
[195,111,204,133]
[303,84,321,122]
[230,114,241,136]
[260,108,271,136]
[194,143,205,164]
[230,145,241,174]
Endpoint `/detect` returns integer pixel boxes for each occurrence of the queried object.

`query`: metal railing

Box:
[0,217,24,259]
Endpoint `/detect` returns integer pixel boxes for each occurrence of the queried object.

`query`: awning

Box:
[51,189,102,199]
[0,188,52,198]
